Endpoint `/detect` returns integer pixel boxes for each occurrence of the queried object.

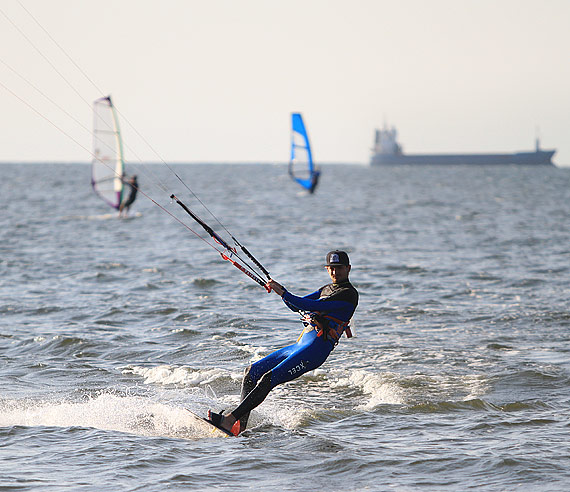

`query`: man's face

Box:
[326,264,350,283]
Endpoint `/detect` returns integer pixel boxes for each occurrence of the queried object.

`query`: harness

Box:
[299,312,353,344]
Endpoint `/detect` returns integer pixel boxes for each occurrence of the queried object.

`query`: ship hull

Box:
[370,150,556,166]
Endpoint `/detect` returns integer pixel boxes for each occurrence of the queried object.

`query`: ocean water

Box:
[1,162,569,491]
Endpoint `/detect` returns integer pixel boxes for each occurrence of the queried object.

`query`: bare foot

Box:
[221,413,237,431]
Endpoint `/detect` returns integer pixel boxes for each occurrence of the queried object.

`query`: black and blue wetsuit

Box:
[231,280,358,429]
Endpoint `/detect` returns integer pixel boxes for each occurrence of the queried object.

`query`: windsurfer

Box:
[207,250,359,436]
[118,175,138,217]
[309,169,320,194]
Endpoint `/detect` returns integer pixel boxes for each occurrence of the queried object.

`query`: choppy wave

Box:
[328,369,406,409]
[2,163,570,491]
[0,393,215,440]
[0,388,309,441]
[122,364,238,388]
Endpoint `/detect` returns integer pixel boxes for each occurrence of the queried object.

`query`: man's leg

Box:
[237,365,256,429]
[231,337,332,427]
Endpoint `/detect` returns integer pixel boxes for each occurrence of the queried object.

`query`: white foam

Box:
[121,364,236,386]
[254,398,307,430]
[0,393,221,440]
[329,369,405,410]
[240,343,268,362]
[461,374,490,400]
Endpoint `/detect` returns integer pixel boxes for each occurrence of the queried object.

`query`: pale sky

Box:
[1,0,569,166]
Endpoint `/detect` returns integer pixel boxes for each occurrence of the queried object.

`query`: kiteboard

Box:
[185,409,234,437]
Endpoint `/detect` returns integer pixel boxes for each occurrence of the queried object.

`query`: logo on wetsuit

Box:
[288,360,307,376]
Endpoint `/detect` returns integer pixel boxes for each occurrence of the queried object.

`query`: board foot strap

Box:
[206,410,241,437]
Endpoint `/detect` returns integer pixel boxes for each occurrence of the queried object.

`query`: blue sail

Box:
[289,113,320,193]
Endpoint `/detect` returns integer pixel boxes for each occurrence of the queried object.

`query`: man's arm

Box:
[267,279,321,312]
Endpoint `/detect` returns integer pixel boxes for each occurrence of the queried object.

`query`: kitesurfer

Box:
[118,175,138,217]
[208,250,359,436]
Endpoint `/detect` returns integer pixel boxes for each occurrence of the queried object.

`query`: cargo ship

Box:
[370,125,556,166]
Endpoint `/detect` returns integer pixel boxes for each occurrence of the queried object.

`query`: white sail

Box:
[91,96,124,209]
